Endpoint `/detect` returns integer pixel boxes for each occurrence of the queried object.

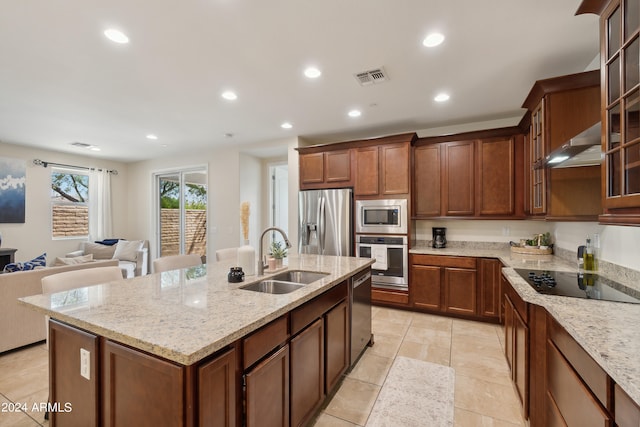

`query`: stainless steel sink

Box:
[269,270,329,284]
[240,280,304,294]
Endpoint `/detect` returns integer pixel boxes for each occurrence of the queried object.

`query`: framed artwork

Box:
[0,157,26,223]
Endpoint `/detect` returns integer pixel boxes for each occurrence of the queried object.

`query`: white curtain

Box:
[88,169,113,241]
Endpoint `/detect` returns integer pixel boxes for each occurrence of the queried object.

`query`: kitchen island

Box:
[411,243,640,423]
[20,254,374,427]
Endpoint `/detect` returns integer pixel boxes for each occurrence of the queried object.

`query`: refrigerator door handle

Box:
[319,196,326,253]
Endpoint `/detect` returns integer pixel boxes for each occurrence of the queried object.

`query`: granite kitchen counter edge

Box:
[19,255,374,366]
[410,244,640,405]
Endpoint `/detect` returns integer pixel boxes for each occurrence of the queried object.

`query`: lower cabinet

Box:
[410,255,478,317]
[324,300,349,392]
[245,345,290,427]
[198,346,239,427]
[290,319,324,427]
[478,258,502,320]
[502,274,528,418]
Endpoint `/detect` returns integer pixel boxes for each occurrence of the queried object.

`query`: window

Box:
[50,169,89,238]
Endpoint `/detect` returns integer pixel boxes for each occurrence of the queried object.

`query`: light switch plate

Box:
[80,348,90,380]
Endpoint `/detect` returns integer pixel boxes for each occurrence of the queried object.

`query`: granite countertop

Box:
[411,243,640,405]
[19,254,373,365]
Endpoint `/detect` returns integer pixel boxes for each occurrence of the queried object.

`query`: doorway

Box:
[155,168,207,259]
[269,163,288,246]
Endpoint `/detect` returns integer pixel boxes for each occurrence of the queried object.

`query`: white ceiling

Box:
[0,0,599,162]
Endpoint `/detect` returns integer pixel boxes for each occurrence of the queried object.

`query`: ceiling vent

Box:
[354,67,389,86]
[70,142,92,148]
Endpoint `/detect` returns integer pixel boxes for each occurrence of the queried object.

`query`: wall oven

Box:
[355,199,407,235]
[356,235,408,291]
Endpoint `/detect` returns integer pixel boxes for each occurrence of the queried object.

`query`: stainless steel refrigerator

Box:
[298,188,353,256]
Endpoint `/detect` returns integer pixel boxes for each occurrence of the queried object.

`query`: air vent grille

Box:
[70,142,91,148]
[354,67,389,86]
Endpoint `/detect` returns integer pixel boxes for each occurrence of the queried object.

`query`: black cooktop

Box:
[514,269,640,304]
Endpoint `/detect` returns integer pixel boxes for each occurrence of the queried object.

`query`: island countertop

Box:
[19,254,373,365]
[411,245,640,406]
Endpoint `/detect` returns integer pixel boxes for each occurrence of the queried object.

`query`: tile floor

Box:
[0,307,525,427]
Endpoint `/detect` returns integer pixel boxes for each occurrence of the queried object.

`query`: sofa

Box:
[66,240,149,278]
[0,259,119,353]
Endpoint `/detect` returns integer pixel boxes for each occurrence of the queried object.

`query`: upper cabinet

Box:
[584,0,640,225]
[412,128,525,218]
[298,149,353,190]
[521,70,603,220]
[354,134,414,198]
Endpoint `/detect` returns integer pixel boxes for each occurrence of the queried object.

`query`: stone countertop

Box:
[411,244,640,406]
[19,254,373,366]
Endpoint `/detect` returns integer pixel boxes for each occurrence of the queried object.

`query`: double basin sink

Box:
[240,270,329,294]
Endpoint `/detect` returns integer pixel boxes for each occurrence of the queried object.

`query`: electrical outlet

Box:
[80,348,90,380]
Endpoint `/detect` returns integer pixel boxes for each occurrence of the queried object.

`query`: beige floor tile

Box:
[397,340,451,366]
[403,325,451,348]
[410,312,453,333]
[454,375,523,425]
[451,333,505,362]
[0,363,48,406]
[371,317,409,338]
[312,412,360,427]
[454,408,523,427]
[347,353,393,386]
[372,308,414,323]
[452,319,501,341]
[366,333,402,359]
[450,354,512,386]
[0,394,41,427]
[323,378,380,426]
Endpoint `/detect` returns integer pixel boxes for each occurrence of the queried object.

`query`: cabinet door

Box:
[354,147,379,196]
[300,153,324,185]
[411,264,441,311]
[102,339,185,427]
[443,267,477,316]
[413,144,441,216]
[199,346,238,427]
[325,150,351,184]
[504,297,514,372]
[49,320,100,426]
[530,102,547,214]
[245,345,289,427]
[514,308,529,417]
[325,300,349,393]
[290,319,324,427]
[443,141,475,216]
[381,143,409,195]
[477,137,515,215]
[479,259,502,319]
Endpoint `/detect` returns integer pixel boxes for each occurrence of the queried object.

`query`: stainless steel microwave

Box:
[355,199,407,234]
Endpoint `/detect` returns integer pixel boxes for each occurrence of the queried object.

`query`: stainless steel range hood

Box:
[534,122,603,169]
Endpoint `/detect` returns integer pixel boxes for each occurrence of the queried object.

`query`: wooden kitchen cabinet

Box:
[198,345,239,427]
[413,144,441,216]
[477,137,518,216]
[290,319,324,427]
[49,320,100,426]
[245,345,290,427]
[443,141,475,216]
[324,299,349,393]
[354,140,411,197]
[102,339,186,427]
[299,149,352,190]
[588,0,640,224]
[522,70,602,220]
[478,258,502,320]
[410,255,477,316]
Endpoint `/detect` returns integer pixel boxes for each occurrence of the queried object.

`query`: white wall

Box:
[239,153,262,248]
[0,142,128,263]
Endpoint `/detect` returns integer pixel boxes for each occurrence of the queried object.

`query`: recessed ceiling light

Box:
[304,67,322,79]
[281,122,293,129]
[104,29,129,44]
[221,91,237,101]
[89,146,101,152]
[423,33,445,47]
[348,110,362,118]
[146,134,158,140]
[434,93,450,102]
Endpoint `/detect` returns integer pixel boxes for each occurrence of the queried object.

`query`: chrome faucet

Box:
[258,227,292,275]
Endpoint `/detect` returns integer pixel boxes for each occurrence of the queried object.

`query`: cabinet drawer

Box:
[411,254,476,269]
[291,281,347,335]
[547,341,612,427]
[504,277,527,323]
[548,317,611,410]
[243,315,289,368]
[372,288,409,304]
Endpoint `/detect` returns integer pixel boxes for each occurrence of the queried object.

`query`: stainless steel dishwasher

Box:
[350,268,373,366]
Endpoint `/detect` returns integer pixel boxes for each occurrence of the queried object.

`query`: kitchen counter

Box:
[19,254,373,365]
[411,244,640,406]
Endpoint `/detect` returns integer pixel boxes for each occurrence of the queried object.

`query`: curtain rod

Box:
[33,159,118,175]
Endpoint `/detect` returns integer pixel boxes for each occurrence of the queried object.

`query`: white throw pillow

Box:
[54,253,94,266]
[113,240,144,262]
[83,242,117,259]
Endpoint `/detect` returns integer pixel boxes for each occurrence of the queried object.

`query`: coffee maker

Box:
[432,227,447,248]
